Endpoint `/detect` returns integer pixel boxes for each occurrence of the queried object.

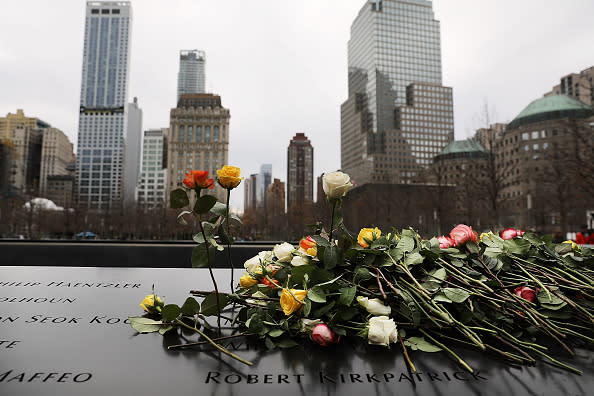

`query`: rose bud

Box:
[514,286,537,303]
[449,224,478,246]
[311,324,340,346]
[500,228,524,240]
[437,235,454,249]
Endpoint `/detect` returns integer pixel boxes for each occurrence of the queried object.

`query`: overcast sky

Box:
[1,0,593,211]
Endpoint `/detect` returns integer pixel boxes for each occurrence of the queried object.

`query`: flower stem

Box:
[197,193,221,337]
[329,200,337,243]
[225,188,234,291]
[420,329,474,373]
[174,319,252,366]
[398,333,417,374]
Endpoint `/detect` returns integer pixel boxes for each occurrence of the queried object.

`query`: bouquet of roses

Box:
[131,169,594,375]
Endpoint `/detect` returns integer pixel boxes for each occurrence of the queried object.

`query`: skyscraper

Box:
[136,128,168,207]
[177,50,206,102]
[123,97,142,206]
[257,164,272,206]
[341,0,454,185]
[75,1,132,209]
[287,133,313,209]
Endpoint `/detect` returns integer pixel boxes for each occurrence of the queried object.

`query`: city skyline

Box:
[2,0,594,210]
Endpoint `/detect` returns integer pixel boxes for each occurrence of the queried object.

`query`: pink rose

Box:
[514,286,537,303]
[437,236,455,249]
[311,324,340,346]
[449,224,478,246]
[500,228,525,240]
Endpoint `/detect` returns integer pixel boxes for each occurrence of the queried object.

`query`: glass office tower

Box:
[342,0,454,184]
[76,1,132,209]
[177,50,206,102]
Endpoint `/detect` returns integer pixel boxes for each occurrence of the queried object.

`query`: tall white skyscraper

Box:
[257,164,272,206]
[124,97,142,207]
[341,0,453,185]
[76,1,132,209]
[136,128,168,207]
[177,50,206,102]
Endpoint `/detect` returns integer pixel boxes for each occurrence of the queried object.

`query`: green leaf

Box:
[217,224,233,245]
[128,317,163,333]
[304,298,312,316]
[268,328,284,338]
[404,252,424,266]
[430,268,447,282]
[503,239,531,255]
[443,288,470,303]
[397,236,415,253]
[353,266,374,282]
[210,202,228,216]
[308,286,327,303]
[466,242,479,254]
[333,211,343,228]
[158,325,174,335]
[289,265,316,287]
[194,194,218,214]
[312,235,330,247]
[276,337,299,348]
[177,210,192,225]
[200,293,230,316]
[432,292,452,303]
[388,247,404,261]
[170,189,189,209]
[312,301,335,318]
[181,297,200,315]
[323,246,341,270]
[422,281,441,292]
[404,336,442,352]
[161,304,181,322]
[191,243,216,268]
[537,288,564,305]
[338,286,357,306]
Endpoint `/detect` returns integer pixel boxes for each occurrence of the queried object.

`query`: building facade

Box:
[167,94,230,203]
[40,128,75,197]
[9,125,42,195]
[136,128,168,207]
[341,0,453,185]
[75,1,132,209]
[496,95,594,233]
[244,173,258,212]
[287,133,313,209]
[123,97,142,206]
[257,164,272,207]
[545,66,594,106]
[1,109,50,142]
[177,50,206,102]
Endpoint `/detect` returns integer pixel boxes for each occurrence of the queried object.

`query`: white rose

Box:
[291,255,309,266]
[357,296,391,316]
[244,251,273,273]
[368,316,398,346]
[322,171,353,200]
[273,242,295,262]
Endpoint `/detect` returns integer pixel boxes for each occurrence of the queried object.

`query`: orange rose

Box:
[300,236,317,256]
[183,170,214,190]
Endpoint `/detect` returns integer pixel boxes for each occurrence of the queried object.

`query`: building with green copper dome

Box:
[496,94,593,234]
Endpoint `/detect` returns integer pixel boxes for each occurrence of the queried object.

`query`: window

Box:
[178,126,185,142]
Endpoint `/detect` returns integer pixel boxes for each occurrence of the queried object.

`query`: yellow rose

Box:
[217,165,243,189]
[140,294,163,313]
[562,240,579,250]
[357,227,381,248]
[239,273,258,288]
[280,288,307,316]
[306,246,317,256]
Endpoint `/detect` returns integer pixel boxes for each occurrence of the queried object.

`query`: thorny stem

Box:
[173,319,252,366]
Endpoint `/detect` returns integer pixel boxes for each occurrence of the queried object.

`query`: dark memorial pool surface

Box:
[0,266,592,396]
